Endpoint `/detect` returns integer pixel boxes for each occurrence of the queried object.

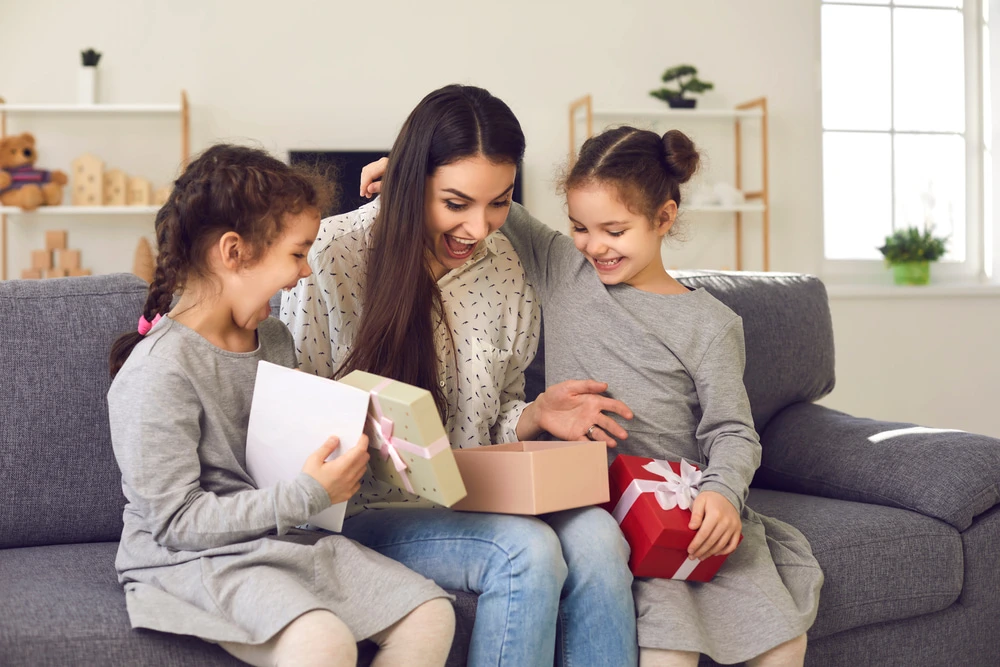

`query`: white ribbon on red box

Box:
[611,458,704,580]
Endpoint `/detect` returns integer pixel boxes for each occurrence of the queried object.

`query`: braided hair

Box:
[109,144,334,377]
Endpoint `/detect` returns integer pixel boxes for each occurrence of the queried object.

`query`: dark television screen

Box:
[289,150,523,217]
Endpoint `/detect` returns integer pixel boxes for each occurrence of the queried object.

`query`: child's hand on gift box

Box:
[687,491,742,561]
[302,434,371,505]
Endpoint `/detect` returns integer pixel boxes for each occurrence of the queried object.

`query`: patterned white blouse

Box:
[280,198,540,512]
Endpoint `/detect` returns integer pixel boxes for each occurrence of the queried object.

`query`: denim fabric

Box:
[342,506,637,667]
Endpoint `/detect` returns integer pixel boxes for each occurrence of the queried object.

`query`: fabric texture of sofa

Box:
[2,271,998,666]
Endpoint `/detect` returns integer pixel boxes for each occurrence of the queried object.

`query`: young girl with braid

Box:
[106,144,454,667]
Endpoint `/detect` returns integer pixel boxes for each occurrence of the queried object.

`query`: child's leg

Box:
[746,634,808,667]
[639,648,700,667]
[368,597,456,667]
[218,609,357,667]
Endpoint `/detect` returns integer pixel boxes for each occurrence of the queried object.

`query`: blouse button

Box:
[439,380,446,387]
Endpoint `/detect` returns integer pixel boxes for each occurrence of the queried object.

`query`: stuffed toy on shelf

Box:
[0,132,68,210]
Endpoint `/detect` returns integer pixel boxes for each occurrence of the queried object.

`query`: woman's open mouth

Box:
[444,234,478,260]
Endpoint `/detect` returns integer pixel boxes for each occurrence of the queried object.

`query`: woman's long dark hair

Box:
[109,144,333,377]
[337,85,525,419]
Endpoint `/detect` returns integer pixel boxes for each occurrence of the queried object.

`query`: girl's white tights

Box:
[640,633,808,667]
[218,597,455,667]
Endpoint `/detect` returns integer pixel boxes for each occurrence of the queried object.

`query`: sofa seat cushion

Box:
[746,489,963,639]
[0,541,478,666]
[0,542,241,666]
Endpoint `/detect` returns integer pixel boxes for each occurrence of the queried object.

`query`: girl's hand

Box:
[359,157,389,198]
[687,491,741,560]
[523,379,632,447]
[302,434,370,505]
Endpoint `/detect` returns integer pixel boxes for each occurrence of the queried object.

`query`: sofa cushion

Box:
[758,402,1000,531]
[0,542,242,665]
[746,489,963,639]
[0,541,475,666]
[0,275,147,548]
[672,271,835,432]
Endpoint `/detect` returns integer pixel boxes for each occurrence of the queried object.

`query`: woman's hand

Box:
[359,157,389,198]
[686,491,741,560]
[518,379,632,447]
[302,434,370,505]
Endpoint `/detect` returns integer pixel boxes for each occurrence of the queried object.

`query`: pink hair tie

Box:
[137,313,162,336]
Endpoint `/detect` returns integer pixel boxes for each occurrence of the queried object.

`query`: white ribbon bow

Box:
[642,459,702,511]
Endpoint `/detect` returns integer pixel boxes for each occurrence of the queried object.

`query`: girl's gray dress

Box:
[501,206,823,663]
[107,317,447,645]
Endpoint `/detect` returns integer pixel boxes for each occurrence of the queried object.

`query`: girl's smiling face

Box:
[567,182,675,291]
[424,155,516,279]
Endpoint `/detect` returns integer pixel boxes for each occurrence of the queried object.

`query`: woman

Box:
[281,85,637,667]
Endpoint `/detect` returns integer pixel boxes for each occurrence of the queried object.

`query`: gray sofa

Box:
[1,272,998,666]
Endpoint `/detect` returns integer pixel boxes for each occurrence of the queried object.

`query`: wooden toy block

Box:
[153,186,171,206]
[57,249,82,270]
[20,268,43,280]
[133,237,155,283]
[103,169,128,206]
[45,230,68,251]
[71,154,104,206]
[128,177,152,206]
[32,250,53,270]
[68,268,92,277]
[46,268,69,278]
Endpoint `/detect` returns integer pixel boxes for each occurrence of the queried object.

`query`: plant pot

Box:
[78,66,97,104]
[667,98,697,109]
[891,261,931,286]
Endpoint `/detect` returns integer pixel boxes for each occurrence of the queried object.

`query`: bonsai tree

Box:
[650,65,714,109]
[877,226,949,285]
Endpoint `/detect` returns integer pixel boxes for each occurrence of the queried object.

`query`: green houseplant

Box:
[649,65,714,109]
[877,227,948,285]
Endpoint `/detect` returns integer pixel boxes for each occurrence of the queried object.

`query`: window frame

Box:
[820,0,990,283]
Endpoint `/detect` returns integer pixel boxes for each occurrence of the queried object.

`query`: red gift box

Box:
[602,454,741,581]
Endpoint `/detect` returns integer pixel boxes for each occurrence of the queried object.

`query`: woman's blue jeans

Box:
[341,506,637,667]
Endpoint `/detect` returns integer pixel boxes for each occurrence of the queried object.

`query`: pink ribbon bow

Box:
[369,380,450,495]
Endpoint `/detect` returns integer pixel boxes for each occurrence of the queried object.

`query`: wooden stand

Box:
[568,94,770,271]
[0,91,190,280]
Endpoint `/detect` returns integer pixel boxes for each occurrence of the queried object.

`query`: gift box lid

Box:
[339,370,447,447]
[609,454,700,551]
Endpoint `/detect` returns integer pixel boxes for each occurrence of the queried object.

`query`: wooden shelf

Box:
[569,94,770,271]
[592,108,764,120]
[0,103,181,113]
[0,206,160,215]
[1,91,189,279]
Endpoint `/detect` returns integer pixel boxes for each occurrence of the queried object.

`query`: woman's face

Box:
[424,155,516,279]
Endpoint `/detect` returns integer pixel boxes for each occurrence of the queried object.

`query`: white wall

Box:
[2,0,998,436]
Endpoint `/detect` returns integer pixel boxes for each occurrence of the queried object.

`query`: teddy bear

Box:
[0,132,68,211]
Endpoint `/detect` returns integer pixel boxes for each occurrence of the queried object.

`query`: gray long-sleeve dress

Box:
[107,316,447,645]
[500,205,823,663]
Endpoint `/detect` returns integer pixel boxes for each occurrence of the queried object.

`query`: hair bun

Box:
[662,130,699,184]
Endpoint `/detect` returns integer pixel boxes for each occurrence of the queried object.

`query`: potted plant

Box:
[649,65,714,109]
[877,227,948,286]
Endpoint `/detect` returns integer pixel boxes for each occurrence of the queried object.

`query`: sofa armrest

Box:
[756,402,1000,530]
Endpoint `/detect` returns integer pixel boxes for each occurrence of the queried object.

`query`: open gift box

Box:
[603,454,741,581]
[451,440,609,515]
[339,370,467,507]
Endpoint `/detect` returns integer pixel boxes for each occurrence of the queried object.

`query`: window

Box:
[821,0,990,277]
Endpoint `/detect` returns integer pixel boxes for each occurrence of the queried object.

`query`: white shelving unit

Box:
[569,95,770,270]
[0,91,189,280]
